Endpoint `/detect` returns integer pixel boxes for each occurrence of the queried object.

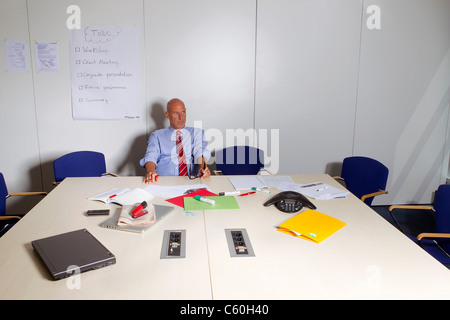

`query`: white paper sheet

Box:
[277,182,349,200]
[35,42,58,73]
[5,40,28,72]
[144,184,210,198]
[228,176,267,191]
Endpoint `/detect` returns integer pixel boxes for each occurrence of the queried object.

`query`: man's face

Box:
[165,101,186,130]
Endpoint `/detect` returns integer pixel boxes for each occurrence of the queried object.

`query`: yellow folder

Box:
[276,209,346,243]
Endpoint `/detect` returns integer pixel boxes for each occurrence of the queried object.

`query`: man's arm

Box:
[140,130,162,183]
[143,161,159,184]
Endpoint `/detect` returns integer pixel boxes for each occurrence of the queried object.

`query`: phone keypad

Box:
[277,200,302,212]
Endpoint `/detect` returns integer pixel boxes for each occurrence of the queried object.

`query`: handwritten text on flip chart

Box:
[69,26,141,120]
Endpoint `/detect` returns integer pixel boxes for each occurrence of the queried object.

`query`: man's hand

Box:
[198,163,210,179]
[143,171,159,184]
[143,162,158,184]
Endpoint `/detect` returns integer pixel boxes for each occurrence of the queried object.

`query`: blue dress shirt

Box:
[139,126,210,176]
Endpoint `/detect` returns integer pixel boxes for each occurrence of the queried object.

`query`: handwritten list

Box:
[69,26,141,120]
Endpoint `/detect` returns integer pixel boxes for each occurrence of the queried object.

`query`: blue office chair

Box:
[215,146,265,175]
[334,156,389,205]
[389,185,450,266]
[53,151,118,184]
[0,172,47,237]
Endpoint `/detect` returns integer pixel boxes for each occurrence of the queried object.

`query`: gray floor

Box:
[371,205,436,236]
[371,204,450,269]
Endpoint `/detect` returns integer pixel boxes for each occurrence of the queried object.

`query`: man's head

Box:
[165,98,186,130]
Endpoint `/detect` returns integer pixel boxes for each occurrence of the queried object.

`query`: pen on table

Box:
[107,194,117,203]
[301,183,321,188]
[194,195,215,205]
[251,187,271,194]
[239,191,256,197]
[219,191,241,196]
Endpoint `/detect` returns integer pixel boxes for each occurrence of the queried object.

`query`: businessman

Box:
[140,98,210,183]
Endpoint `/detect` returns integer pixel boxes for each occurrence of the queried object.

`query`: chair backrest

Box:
[0,172,8,216]
[434,184,450,254]
[53,151,107,183]
[215,146,264,175]
[434,184,450,233]
[341,156,389,205]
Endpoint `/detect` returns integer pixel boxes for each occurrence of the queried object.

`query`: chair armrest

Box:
[417,233,450,241]
[0,216,21,221]
[104,172,120,177]
[258,168,273,175]
[388,205,434,212]
[388,204,433,233]
[54,173,120,184]
[9,191,47,197]
[360,190,388,202]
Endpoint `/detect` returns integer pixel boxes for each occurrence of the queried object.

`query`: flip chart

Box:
[69,26,141,120]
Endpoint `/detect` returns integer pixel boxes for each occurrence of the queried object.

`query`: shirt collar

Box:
[168,126,187,140]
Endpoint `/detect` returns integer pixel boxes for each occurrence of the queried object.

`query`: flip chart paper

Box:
[69,26,141,120]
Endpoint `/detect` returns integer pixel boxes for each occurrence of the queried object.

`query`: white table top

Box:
[1,174,449,299]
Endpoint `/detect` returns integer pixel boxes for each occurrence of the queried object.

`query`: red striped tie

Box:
[176,130,188,176]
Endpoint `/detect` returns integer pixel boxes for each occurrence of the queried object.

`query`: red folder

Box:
[166,188,218,208]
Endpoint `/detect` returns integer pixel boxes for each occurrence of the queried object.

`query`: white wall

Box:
[27,0,148,191]
[144,0,256,134]
[0,0,449,213]
[0,0,42,212]
[255,0,361,176]
[355,0,450,203]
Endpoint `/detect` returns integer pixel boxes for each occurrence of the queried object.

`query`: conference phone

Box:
[263,191,316,213]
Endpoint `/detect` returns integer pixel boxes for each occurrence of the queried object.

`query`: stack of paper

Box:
[277,182,349,200]
[276,209,346,243]
[228,176,294,190]
[117,204,156,226]
[88,188,153,205]
[228,176,266,190]
[144,184,211,198]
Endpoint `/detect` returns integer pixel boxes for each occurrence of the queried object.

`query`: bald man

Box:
[139,98,210,183]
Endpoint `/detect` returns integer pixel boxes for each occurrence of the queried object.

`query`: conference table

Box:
[1,174,450,300]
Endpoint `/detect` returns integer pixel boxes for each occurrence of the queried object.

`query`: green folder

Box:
[183,196,240,211]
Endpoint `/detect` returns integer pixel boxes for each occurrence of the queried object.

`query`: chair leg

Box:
[388,210,406,233]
